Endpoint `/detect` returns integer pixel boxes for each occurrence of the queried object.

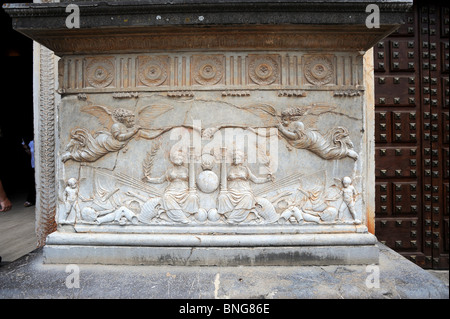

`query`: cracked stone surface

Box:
[0,243,447,299]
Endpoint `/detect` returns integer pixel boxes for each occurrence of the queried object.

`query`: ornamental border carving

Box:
[59,52,363,93]
[85,57,115,88]
[303,55,335,86]
[137,55,169,87]
[191,54,225,86]
[248,54,280,86]
[36,45,58,247]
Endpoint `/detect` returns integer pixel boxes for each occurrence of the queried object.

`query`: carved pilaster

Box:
[35,44,58,247]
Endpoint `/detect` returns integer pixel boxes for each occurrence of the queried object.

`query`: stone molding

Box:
[4,1,412,55]
[35,44,58,247]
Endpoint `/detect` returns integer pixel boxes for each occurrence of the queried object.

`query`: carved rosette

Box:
[192,55,224,85]
[137,56,169,86]
[248,55,280,85]
[304,55,335,86]
[85,57,115,88]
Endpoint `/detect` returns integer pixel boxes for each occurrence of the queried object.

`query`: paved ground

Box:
[0,193,37,263]
[0,193,448,300]
[0,243,448,299]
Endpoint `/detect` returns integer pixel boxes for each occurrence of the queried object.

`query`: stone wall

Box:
[4,0,412,265]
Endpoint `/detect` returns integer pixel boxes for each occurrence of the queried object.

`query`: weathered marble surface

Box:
[4,0,413,265]
[55,51,369,231]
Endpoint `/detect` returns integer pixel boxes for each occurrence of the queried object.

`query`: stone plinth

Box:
[44,228,379,266]
[4,0,412,266]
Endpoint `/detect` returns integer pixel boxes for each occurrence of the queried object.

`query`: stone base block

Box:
[44,245,379,266]
[43,231,379,266]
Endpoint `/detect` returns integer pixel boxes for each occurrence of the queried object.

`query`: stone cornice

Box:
[3,0,412,55]
[4,1,413,19]
[26,25,398,55]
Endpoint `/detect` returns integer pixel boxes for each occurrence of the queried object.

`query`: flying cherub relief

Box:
[200,103,359,162]
[276,104,359,161]
[61,103,173,163]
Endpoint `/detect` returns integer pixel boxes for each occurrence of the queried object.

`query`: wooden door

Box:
[374,1,449,269]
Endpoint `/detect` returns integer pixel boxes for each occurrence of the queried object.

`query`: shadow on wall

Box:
[0,2,34,197]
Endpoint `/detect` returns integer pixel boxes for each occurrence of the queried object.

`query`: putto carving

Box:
[137,56,169,86]
[248,54,280,85]
[63,178,81,222]
[303,55,334,86]
[333,176,361,224]
[85,57,115,88]
[192,55,224,85]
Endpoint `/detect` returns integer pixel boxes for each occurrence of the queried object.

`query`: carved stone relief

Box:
[303,55,335,86]
[58,51,363,93]
[61,104,172,163]
[137,55,169,87]
[191,55,225,86]
[57,88,365,229]
[36,44,58,246]
[277,105,359,161]
[248,54,280,85]
[85,57,115,88]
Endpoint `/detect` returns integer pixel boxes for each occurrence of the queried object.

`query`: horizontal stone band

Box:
[46,231,377,247]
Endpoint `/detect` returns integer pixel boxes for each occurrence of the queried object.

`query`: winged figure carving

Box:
[276,104,359,161]
[61,103,173,163]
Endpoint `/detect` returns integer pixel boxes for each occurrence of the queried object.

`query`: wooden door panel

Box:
[374,2,449,269]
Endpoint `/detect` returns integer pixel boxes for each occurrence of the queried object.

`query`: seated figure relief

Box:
[217,150,276,224]
[144,150,200,224]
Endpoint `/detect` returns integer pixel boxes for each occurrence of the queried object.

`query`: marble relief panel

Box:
[56,51,367,230]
